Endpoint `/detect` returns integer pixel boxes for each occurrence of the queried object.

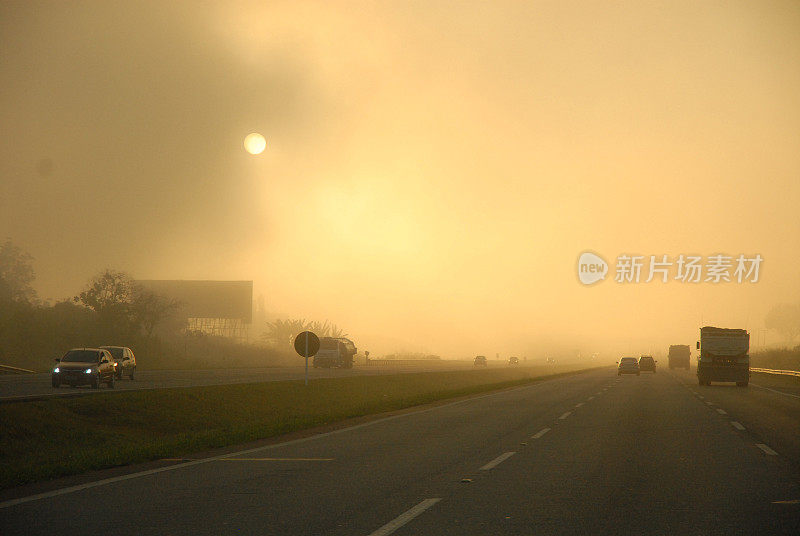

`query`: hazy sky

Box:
[2,1,799,359]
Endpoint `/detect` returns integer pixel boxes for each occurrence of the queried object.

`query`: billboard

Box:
[137,280,253,323]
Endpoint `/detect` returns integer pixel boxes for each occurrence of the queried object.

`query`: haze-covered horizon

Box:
[2,1,799,359]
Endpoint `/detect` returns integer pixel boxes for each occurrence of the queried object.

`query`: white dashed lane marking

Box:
[756,443,778,456]
[532,428,550,439]
[558,412,572,420]
[716,408,727,415]
[366,498,441,536]
[480,452,516,471]
[751,383,800,400]
[731,421,745,430]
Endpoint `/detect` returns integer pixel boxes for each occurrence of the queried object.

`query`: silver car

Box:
[617,356,640,376]
[99,346,137,380]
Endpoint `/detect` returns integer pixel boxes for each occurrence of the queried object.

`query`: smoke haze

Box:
[2,1,799,358]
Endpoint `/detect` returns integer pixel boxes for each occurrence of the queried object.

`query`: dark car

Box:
[474,355,488,366]
[617,356,640,375]
[638,355,657,373]
[100,346,137,379]
[508,356,519,365]
[52,348,116,389]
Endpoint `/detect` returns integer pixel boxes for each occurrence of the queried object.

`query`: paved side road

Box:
[1,368,798,535]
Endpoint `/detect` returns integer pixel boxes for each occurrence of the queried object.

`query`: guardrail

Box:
[750,367,800,377]
[364,359,448,366]
[0,364,37,374]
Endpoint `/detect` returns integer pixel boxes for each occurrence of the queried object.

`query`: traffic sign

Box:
[294,331,320,386]
[294,331,320,357]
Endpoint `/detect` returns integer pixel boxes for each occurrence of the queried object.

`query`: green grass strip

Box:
[0,366,591,489]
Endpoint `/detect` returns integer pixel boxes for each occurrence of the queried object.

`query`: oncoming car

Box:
[99,345,136,379]
[617,356,640,376]
[474,355,488,367]
[52,348,116,389]
[508,356,520,365]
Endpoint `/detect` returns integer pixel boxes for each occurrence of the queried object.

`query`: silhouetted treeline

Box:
[751,347,800,371]
[0,240,295,371]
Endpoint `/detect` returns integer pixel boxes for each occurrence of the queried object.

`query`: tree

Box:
[261,318,307,348]
[306,320,347,338]
[765,303,800,345]
[261,318,348,348]
[0,239,38,304]
[76,270,179,337]
[76,270,136,314]
[131,287,180,337]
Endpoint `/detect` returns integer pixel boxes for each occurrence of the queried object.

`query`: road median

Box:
[0,365,593,489]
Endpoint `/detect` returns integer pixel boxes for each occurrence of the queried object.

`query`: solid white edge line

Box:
[751,384,800,400]
[532,427,551,439]
[0,376,569,510]
[730,421,745,430]
[479,451,516,471]
[558,411,571,420]
[716,408,727,415]
[366,498,441,536]
[756,443,778,456]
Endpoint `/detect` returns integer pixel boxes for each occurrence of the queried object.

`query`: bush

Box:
[751,346,800,371]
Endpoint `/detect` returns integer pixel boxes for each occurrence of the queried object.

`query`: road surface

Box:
[1,367,798,535]
[0,361,494,402]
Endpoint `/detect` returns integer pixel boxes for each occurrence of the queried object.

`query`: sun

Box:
[244,133,266,155]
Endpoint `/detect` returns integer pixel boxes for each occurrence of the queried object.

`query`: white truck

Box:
[312,337,357,369]
[696,326,749,387]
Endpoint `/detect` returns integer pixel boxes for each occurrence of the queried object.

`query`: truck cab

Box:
[696,326,749,387]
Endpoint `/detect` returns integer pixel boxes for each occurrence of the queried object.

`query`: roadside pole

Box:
[305,332,309,386]
[294,331,320,387]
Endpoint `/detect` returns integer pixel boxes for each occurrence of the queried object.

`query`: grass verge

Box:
[0,366,592,489]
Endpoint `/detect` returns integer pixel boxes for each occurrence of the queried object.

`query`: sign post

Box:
[294,331,320,386]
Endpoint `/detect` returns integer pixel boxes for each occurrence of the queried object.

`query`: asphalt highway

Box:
[0,361,487,402]
[1,367,798,535]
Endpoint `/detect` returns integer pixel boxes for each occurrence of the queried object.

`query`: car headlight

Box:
[84,368,93,374]
[53,367,60,373]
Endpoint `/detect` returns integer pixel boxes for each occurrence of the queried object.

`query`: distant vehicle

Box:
[99,346,136,380]
[474,355,487,367]
[52,348,116,389]
[313,337,357,368]
[638,355,657,373]
[617,357,640,376]
[668,344,691,370]
[546,357,556,365]
[697,326,749,387]
[508,356,519,365]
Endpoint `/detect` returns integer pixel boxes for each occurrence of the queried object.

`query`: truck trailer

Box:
[668,344,691,370]
[313,337,357,369]
[696,326,749,387]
